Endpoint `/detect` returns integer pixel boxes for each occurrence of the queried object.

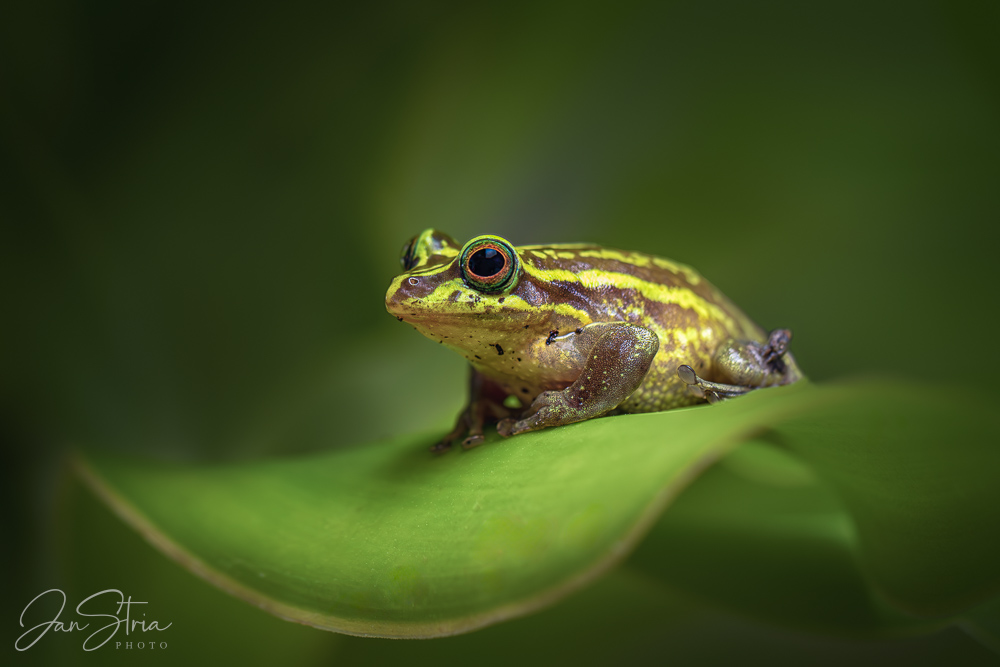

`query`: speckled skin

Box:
[386,230,801,449]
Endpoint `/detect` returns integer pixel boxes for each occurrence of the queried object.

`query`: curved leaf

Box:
[772,383,1000,616]
[961,597,1000,655]
[628,443,934,636]
[60,469,1000,666]
[630,383,1000,628]
[76,380,1000,638]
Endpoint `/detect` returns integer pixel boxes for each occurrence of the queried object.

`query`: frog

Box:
[385,229,802,452]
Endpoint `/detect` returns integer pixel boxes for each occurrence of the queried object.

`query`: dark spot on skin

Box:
[522,387,530,394]
[396,316,403,322]
[439,340,443,344]
[498,297,505,303]
[546,330,559,346]
[475,355,481,360]
[575,328,583,334]
[517,358,522,362]
[524,325,529,329]
[494,344,504,355]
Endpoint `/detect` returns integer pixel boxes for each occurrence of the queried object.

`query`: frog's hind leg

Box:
[678,328,800,404]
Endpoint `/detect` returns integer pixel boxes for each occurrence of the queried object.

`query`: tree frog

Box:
[385,230,801,451]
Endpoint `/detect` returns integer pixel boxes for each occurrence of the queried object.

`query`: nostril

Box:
[408,277,419,286]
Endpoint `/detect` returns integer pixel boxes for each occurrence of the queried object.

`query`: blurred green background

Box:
[3,0,998,665]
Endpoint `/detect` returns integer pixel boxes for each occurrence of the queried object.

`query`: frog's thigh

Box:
[678,328,795,403]
[497,323,659,437]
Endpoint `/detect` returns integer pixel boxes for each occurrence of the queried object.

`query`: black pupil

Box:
[469,247,505,277]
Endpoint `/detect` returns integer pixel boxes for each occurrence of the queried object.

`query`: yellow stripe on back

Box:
[521,264,735,330]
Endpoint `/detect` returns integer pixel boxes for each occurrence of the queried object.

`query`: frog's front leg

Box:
[678,328,800,403]
[433,368,512,452]
[497,323,659,437]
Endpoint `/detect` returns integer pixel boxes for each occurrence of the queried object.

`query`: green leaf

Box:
[631,382,1000,631]
[961,596,1000,655]
[627,443,932,636]
[76,380,1000,639]
[772,383,1000,617]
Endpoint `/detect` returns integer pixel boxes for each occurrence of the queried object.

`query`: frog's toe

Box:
[678,365,716,400]
[430,440,453,453]
[461,434,485,449]
[677,365,698,385]
[497,417,535,437]
[764,328,792,362]
[677,363,753,403]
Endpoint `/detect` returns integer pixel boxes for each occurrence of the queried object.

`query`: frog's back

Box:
[516,244,768,411]
[517,244,762,338]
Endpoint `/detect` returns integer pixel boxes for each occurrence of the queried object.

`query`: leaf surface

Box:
[77,380,1000,638]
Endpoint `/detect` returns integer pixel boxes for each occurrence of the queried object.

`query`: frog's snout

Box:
[386,260,461,321]
[385,277,405,316]
[385,274,427,318]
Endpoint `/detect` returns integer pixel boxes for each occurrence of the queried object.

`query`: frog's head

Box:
[386,231,535,344]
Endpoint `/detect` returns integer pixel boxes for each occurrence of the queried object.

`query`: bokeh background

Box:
[3,1,998,665]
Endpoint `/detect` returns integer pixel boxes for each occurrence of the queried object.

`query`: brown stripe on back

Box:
[518,249,762,340]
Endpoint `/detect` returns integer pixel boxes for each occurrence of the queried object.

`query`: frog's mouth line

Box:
[387,293,494,320]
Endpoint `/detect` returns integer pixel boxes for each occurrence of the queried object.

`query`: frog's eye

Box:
[459,236,519,293]
[400,237,418,271]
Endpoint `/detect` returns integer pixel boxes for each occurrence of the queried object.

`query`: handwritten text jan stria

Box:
[16,589,172,651]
